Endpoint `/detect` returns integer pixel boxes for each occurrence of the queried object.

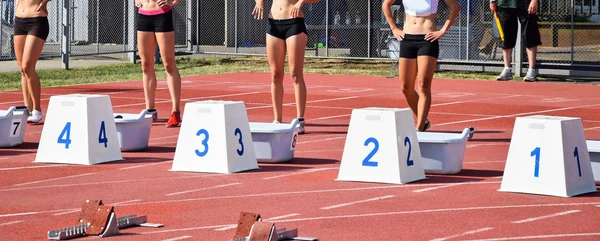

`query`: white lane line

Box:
[0,220,23,226]
[119,161,171,170]
[215,213,301,231]
[161,235,193,241]
[0,164,68,171]
[263,168,333,180]
[111,199,143,206]
[320,195,395,210]
[12,173,94,187]
[512,210,581,224]
[430,227,495,241]
[413,183,466,193]
[462,233,600,241]
[165,183,241,196]
[52,209,80,216]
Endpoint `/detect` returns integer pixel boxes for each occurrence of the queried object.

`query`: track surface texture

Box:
[1,72,599,241]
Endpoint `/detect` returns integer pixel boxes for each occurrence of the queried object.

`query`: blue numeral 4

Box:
[57,122,72,149]
[98,121,108,148]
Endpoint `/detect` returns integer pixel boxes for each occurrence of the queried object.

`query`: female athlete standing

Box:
[135,0,182,128]
[252,0,320,134]
[382,0,460,131]
[13,0,51,123]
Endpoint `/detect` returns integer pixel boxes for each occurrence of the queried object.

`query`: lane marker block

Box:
[34,94,123,165]
[499,115,597,197]
[0,106,29,147]
[336,107,426,184]
[586,140,600,184]
[171,100,259,174]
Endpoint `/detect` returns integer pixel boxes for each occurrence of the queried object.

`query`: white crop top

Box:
[403,0,439,17]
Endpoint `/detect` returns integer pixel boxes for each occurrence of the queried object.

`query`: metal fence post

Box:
[570,0,574,65]
[514,21,522,78]
[62,0,71,69]
[187,0,193,51]
[127,0,136,63]
[325,0,328,57]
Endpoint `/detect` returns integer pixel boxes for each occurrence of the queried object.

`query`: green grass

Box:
[0,55,502,91]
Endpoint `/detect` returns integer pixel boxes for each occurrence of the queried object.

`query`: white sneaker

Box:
[496,68,513,81]
[28,110,43,123]
[524,69,538,82]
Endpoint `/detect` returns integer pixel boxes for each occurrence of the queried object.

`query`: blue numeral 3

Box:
[404,137,413,166]
[195,129,209,157]
[362,137,379,167]
[98,121,108,148]
[57,122,72,149]
[235,128,244,156]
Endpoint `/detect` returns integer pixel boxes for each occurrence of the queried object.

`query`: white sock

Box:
[504,67,512,72]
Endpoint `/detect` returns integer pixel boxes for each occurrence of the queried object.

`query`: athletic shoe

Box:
[417,119,431,132]
[149,109,158,120]
[298,117,305,134]
[496,68,513,81]
[27,110,43,123]
[524,69,537,82]
[273,120,281,124]
[165,111,181,128]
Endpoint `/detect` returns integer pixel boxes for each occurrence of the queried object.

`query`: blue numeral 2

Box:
[531,147,541,177]
[574,147,582,177]
[98,121,108,148]
[57,122,72,149]
[195,129,209,157]
[235,128,244,156]
[362,137,379,167]
[404,137,413,166]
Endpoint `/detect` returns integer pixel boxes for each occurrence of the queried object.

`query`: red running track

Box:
[0,72,599,241]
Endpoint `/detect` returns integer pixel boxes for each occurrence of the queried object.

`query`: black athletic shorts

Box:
[267,18,307,40]
[399,34,439,59]
[13,16,50,41]
[496,7,542,49]
[137,10,174,32]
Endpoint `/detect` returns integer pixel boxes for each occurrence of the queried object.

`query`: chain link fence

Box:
[1,0,599,77]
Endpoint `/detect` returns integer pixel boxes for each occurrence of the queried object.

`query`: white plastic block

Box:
[249,118,300,163]
[113,109,155,152]
[499,115,597,197]
[170,100,258,174]
[337,107,426,184]
[0,106,29,147]
[418,127,472,174]
[586,140,600,184]
[34,94,123,165]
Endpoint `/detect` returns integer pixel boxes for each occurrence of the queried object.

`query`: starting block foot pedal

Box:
[47,200,162,240]
[231,212,317,241]
[499,116,597,197]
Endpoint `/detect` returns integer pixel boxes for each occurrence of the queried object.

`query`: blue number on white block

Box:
[531,147,541,177]
[235,128,244,156]
[57,122,72,149]
[574,147,582,177]
[98,121,108,148]
[195,129,209,157]
[404,137,414,166]
[362,137,379,167]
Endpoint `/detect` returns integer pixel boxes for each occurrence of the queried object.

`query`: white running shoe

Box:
[28,110,43,123]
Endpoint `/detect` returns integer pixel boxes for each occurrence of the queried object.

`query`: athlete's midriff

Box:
[269,0,304,19]
[138,0,172,15]
[15,0,50,18]
[403,14,437,35]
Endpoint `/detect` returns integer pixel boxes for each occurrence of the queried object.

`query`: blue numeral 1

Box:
[57,122,72,149]
[531,147,541,177]
[98,121,108,148]
[574,147,582,177]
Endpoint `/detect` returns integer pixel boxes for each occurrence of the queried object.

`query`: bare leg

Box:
[285,33,307,119]
[266,34,286,122]
[526,46,536,68]
[137,31,158,110]
[21,35,46,113]
[398,58,419,117]
[502,48,513,68]
[156,31,181,112]
[415,56,437,131]
[13,35,31,111]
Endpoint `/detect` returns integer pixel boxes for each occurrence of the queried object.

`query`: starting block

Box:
[499,115,597,197]
[0,106,29,147]
[249,118,301,163]
[418,127,474,174]
[337,107,426,184]
[171,100,259,174]
[34,94,123,165]
[47,199,162,240]
[586,140,600,184]
[113,109,156,152]
[231,212,317,241]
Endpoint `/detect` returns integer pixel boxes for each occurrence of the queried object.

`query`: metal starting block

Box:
[47,200,162,240]
[231,212,317,241]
